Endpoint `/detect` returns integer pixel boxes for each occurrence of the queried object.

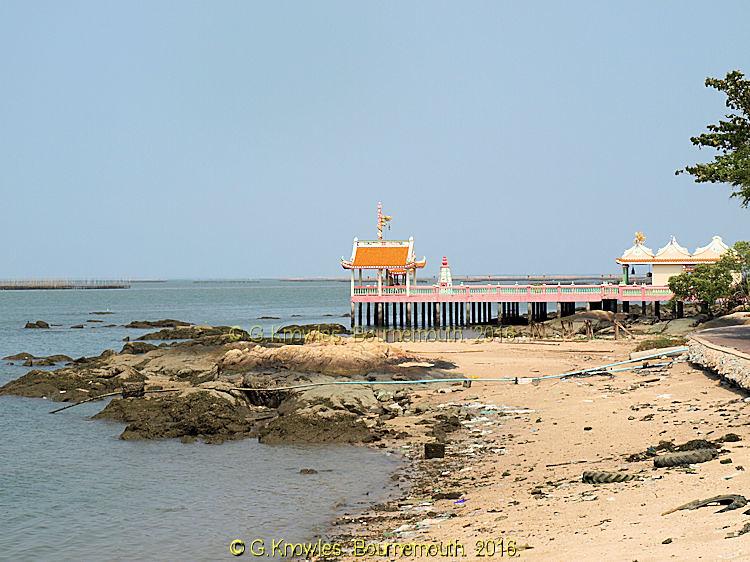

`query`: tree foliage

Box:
[719,241,750,300]
[668,241,750,315]
[668,262,733,316]
[677,70,750,207]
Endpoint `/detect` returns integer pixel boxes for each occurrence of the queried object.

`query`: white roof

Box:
[692,236,730,261]
[654,236,691,261]
[619,243,654,262]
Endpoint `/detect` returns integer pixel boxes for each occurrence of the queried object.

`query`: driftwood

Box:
[662,494,748,516]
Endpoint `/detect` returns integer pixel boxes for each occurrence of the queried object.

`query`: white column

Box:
[377,269,382,296]
[406,268,411,296]
[350,270,355,297]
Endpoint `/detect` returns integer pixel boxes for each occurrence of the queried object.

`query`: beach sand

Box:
[333,338,750,561]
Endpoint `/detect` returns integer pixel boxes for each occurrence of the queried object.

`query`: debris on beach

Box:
[581,471,637,484]
[662,494,749,516]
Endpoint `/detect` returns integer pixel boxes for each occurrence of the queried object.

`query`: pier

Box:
[348,280,671,329]
[0,279,130,290]
[340,204,691,330]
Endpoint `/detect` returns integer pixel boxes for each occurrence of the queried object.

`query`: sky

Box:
[0,1,747,279]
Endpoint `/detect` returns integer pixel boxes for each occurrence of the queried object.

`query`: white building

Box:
[616,235,731,286]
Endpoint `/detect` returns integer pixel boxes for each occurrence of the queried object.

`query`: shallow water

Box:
[0,281,399,561]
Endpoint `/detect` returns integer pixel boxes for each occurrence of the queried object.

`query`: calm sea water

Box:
[0,281,400,561]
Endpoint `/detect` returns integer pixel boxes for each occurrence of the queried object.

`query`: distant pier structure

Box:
[0,279,130,290]
[340,206,730,329]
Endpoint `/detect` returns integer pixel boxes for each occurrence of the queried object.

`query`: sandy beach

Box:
[330,337,750,561]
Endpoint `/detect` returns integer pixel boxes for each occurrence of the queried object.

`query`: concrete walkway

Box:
[696,325,750,356]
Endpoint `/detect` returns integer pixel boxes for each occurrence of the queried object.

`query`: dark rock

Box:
[425,442,446,459]
[257,316,280,320]
[137,325,249,341]
[124,319,192,329]
[299,468,318,475]
[90,311,114,315]
[0,366,138,403]
[24,320,50,329]
[70,325,85,329]
[3,352,35,361]
[20,354,73,367]
[274,323,348,336]
[121,342,158,355]
[258,411,376,444]
[121,382,146,398]
[94,391,265,443]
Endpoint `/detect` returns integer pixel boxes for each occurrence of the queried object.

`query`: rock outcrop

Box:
[219,337,410,376]
[94,389,271,443]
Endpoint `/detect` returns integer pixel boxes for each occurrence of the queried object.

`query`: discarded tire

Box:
[653,449,717,468]
[582,471,636,484]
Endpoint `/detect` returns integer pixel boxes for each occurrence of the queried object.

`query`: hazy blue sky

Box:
[1,1,747,278]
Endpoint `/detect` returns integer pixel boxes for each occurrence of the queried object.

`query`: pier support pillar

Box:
[676,301,684,318]
[393,302,397,327]
[357,303,362,327]
[654,301,661,319]
[622,301,630,313]
[407,302,412,327]
[367,303,371,326]
[448,301,454,327]
[399,303,404,328]
[465,302,470,327]
[350,302,355,328]
[471,303,476,325]
[435,302,441,328]
[422,302,426,328]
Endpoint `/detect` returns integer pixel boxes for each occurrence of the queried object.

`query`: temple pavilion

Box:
[616,234,730,285]
[340,203,426,295]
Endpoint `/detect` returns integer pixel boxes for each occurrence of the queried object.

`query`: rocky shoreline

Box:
[0,321,458,446]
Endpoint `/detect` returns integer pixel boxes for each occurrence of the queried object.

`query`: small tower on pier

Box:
[438,256,453,287]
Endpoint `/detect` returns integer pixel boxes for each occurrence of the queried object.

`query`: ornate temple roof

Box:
[616,234,730,265]
[691,236,730,262]
[653,236,692,262]
[341,238,427,270]
[616,242,655,264]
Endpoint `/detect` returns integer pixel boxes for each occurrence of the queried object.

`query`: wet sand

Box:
[333,338,750,561]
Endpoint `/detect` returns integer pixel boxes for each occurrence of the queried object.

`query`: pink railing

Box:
[352,284,672,302]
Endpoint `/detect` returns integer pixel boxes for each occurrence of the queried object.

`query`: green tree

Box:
[668,262,733,317]
[677,70,750,207]
[719,241,750,301]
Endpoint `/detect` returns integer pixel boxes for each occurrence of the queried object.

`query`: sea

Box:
[0,280,402,561]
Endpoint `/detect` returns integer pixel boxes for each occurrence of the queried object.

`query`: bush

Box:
[634,336,687,352]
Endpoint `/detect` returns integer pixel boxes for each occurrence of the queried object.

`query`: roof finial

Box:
[377,201,392,241]
[634,231,645,245]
